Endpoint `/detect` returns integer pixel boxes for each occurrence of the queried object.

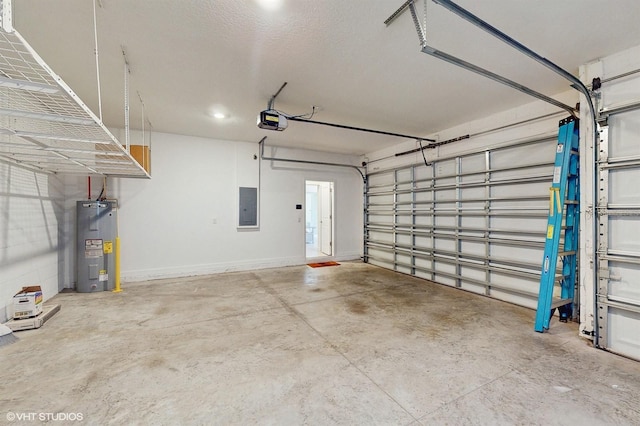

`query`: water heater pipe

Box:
[113,199,122,293]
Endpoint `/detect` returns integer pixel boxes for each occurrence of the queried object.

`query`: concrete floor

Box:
[2,261,640,425]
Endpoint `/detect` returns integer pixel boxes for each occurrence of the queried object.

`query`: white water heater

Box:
[76,201,117,292]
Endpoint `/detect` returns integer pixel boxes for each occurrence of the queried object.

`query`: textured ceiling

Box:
[12,0,640,155]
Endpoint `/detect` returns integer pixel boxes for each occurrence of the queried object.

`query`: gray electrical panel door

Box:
[239,187,257,226]
[76,201,117,292]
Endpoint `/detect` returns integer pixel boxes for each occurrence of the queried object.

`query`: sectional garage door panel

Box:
[365,135,557,308]
[609,169,640,205]
[608,218,640,255]
[608,261,640,303]
[605,307,640,361]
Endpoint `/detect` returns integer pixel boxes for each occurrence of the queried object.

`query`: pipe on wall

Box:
[259,137,366,183]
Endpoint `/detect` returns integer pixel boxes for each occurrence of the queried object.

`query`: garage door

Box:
[596,105,640,360]
[365,133,559,309]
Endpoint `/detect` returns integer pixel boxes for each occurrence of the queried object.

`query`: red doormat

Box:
[307,261,340,268]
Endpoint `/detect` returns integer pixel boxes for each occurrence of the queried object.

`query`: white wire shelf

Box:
[0,7,149,178]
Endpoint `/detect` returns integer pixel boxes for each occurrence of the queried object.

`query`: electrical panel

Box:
[76,201,117,292]
[238,187,258,227]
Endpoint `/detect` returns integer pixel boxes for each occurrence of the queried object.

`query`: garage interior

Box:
[2,0,640,424]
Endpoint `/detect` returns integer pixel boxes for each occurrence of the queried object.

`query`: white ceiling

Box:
[13,0,640,155]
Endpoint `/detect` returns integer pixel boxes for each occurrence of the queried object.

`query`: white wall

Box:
[0,163,65,321]
[77,132,364,281]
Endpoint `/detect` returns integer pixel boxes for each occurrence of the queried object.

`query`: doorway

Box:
[305,181,334,258]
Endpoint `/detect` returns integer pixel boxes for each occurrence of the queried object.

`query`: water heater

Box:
[76,201,117,292]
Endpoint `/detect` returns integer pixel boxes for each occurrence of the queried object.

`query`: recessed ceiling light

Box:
[256,0,283,11]
[213,112,226,119]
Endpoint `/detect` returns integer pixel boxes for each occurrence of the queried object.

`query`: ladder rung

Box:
[551,298,573,309]
[565,200,579,205]
[558,251,577,256]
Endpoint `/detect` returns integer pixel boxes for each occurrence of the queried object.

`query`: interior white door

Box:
[320,182,333,256]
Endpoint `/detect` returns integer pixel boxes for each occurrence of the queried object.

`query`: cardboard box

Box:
[5,304,61,332]
[7,314,43,331]
[130,145,151,174]
[13,286,43,319]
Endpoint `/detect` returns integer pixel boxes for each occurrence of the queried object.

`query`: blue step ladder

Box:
[535,116,580,332]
